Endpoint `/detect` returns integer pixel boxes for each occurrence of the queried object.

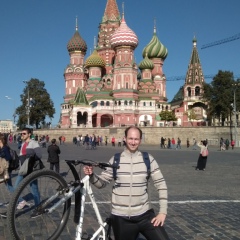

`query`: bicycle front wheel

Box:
[7,169,71,240]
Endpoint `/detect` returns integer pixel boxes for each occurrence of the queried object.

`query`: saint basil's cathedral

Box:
[60,0,207,128]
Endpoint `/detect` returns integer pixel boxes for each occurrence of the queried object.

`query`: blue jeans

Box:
[5,171,14,193]
[14,174,40,206]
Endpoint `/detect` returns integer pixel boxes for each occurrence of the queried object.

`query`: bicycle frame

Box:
[75,175,107,240]
[45,161,108,240]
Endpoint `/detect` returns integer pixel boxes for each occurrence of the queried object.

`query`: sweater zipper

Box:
[128,154,133,217]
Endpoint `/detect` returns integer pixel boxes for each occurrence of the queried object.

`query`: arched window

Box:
[124,100,128,105]
[100,101,104,106]
[106,101,110,106]
[129,100,133,105]
[187,87,191,97]
[90,101,98,108]
[195,86,200,96]
[143,102,146,107]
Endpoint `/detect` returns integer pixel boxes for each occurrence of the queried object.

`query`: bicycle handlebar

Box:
[65,159,119,170]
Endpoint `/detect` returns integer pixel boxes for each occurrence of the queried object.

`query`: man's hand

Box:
[151,213,166,226]
[83,166,93,175]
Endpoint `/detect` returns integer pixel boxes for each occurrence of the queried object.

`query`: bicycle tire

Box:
[7,169,71,240]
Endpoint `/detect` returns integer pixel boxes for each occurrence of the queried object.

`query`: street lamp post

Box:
[232,83,240,147]
[5,96,16,125]
[23,81,30,126]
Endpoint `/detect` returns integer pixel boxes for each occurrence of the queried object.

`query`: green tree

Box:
[159,110,177,124]
[202,70,235,126]
[16,78,55,129]
[184,109,197,126]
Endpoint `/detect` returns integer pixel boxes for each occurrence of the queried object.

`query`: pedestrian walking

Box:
[47,139,61,173]
[111,136,115,147]
[118,137,122,147]
[14,128,42,210]
[192,138,197,150]
[0,134,13,193]
[105,136,108,146]
[59,136,62,145]
[176,137,181,149]
[171,138,175,149]
[231,139,235,150]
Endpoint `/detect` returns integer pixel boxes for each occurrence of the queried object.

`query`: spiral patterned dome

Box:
[85,49,105,68]
[139,54,154,70]
[67,30,87,54]
[110,15,138,49]
[142,30,168,59]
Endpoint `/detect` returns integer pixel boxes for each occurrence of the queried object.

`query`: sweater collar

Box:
[123,149,141,158]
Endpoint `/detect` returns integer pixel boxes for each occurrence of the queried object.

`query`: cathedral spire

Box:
[154,18,156,34]
[102,0,121,23]
[75,16,78,31]
[185,36,205,84]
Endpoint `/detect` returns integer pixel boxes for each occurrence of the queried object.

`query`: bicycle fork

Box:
[75,177,107,240]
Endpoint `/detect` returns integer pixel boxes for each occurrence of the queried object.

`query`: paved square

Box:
[1,142,240,239]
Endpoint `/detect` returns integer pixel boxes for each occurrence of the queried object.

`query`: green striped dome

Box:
[85,49,105,68]
[139,54,154,70]
[142,32,168,60]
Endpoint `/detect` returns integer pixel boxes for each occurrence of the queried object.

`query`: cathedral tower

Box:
[64,19,87,103]
[142,25,168,101]
[97,0,121,78]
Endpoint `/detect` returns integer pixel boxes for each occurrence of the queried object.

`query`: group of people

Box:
[0,128,61,217]
[72,134,126,149]
[3,127,238,239]
[0,127,170,239]
[160,137,182,149]
[220,137,235,151]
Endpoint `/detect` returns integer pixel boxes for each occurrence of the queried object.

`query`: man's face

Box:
[21,131,31,142]
[125,128,141,153]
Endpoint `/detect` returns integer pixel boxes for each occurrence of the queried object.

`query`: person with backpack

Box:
[195,140,208,171]
[0,134,14,218]
[83,126,169,240]
[0,134,13,194]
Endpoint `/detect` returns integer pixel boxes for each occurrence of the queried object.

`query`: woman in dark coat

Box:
[195,140,208,171]
[0,134,14,193]
[47,139,61,173]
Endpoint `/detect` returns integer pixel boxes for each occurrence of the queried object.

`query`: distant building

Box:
[170,37,208,127]
[60,0,170,128]
[0,120,14,133]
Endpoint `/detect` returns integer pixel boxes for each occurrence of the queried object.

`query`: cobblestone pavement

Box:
[0,142,240,240]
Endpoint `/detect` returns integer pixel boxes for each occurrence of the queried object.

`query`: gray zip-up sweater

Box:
[19,139,42,164]
[90,149,168,217]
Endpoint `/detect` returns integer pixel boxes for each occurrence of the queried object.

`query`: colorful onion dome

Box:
[139,53,154,70]
[67,22,87,54]
[85,49,105,68]
[142,28,168,60]
[110,14,138,49]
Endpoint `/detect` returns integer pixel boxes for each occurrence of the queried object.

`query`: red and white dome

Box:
[110,15,138,49]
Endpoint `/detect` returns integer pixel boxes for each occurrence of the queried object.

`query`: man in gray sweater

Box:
[84,126,169,240]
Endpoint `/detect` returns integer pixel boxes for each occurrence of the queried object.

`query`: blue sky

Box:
[1,0,239,125]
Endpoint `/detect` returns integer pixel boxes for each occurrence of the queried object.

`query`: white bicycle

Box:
[7,159,117,240]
